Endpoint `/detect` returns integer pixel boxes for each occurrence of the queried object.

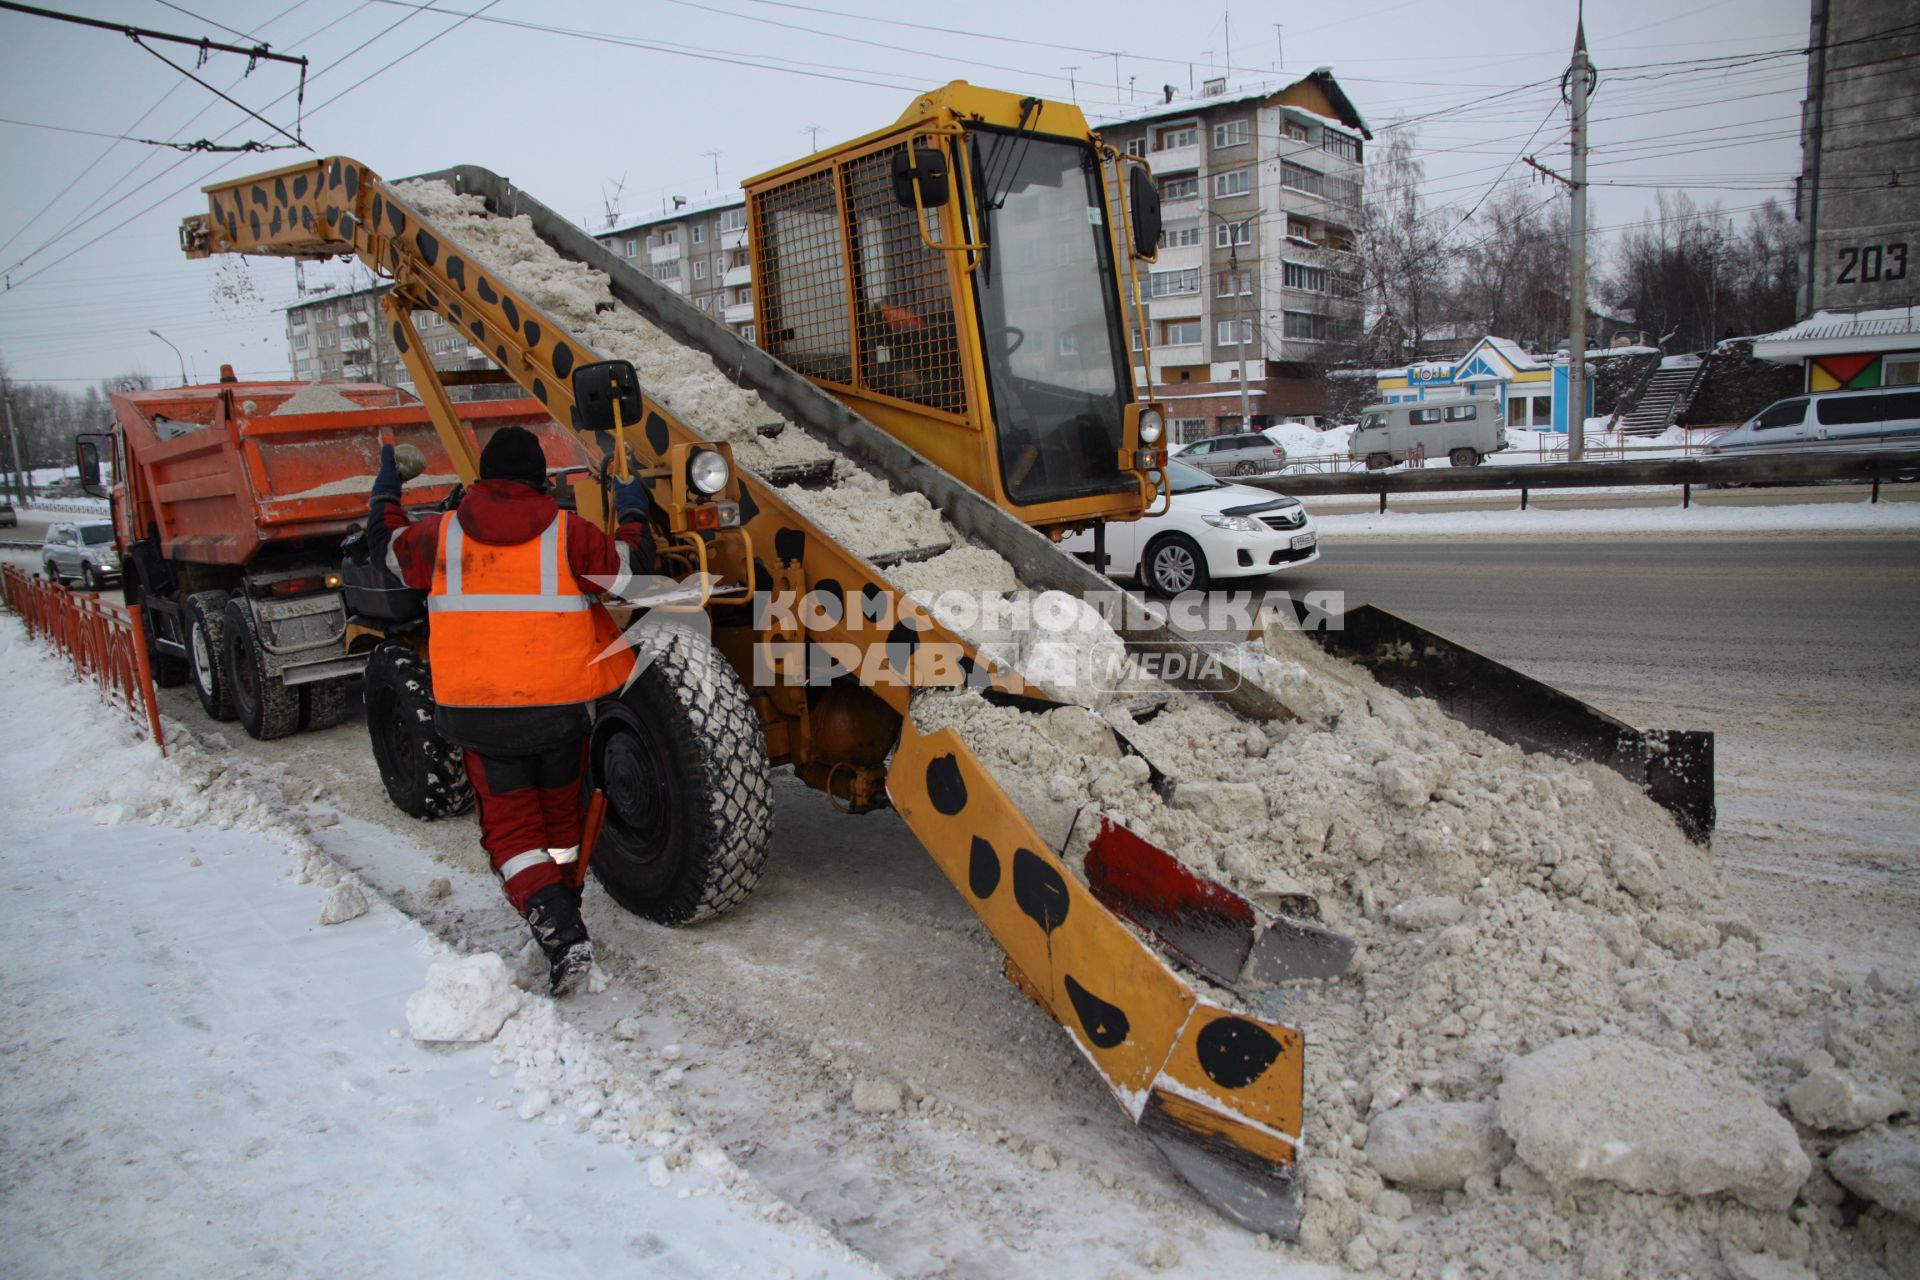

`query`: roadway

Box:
[1275,535,1920,976]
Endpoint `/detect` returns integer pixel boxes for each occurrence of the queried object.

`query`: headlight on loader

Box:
[1139,408,1165,446]
[688,447,730,496]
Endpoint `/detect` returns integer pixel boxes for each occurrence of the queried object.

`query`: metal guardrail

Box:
[1238,447,1920,510]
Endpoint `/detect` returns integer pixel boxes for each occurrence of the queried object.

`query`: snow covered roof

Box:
[1092,67,1371,138]
[1749,306,1920,362]
[599,191,745,238]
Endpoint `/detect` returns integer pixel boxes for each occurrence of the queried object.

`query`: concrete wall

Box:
[1799,0,1920,313]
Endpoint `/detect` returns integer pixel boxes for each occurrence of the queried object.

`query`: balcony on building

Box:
[1155,240,1204,272]
[340,334,372,354]
[722,263,752,289]
[1151,343,1206,368]
[1149,141,1201,175]
[723,300,754,325]
[1148,293,1203,321]
[648,239,682,266]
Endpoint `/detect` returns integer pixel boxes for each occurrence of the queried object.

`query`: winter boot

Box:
[523,883,594,996]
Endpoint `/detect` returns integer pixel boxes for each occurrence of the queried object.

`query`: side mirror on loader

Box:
[1128,166,1162,259]
[890,146,950,211]
[571,360,643,434]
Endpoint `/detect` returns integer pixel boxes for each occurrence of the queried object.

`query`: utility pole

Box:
[3,377,24,504]
[1530,18,1596,460]
[1567,16,1593,462]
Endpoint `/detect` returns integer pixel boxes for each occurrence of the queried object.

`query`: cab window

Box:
[1754,399,1807,430]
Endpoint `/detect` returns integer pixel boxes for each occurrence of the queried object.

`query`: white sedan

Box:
[1063,460,1320,594]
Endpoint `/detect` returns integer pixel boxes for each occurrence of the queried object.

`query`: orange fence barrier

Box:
[1,565,167,753]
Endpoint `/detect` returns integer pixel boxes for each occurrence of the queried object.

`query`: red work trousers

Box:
[463,738,589,913]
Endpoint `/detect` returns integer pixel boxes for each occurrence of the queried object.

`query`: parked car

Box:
[0,495,14,527]
[1348,396,1507,470]
[41,520,121,590]
[1704,385,1920,455]
[1172,431,1288,477]
[1063,459,1319,594]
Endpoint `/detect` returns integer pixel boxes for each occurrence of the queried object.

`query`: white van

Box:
[1705,385,1920,455]
[1348,397,1508,470]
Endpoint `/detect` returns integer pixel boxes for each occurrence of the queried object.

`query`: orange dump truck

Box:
[79,377,576,740]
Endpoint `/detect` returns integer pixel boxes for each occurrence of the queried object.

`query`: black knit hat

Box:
[479,426,548,488]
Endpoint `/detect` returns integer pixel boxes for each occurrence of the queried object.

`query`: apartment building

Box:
[1101,68,1370,442]
[593,195,755,340]
[284,281,497,394]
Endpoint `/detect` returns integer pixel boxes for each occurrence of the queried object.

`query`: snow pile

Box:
[406,952,524,1042]
[914,613,1920,1277]
[271,382,365,415]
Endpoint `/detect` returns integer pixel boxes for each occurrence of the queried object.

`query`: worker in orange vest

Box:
[368,426,654,995]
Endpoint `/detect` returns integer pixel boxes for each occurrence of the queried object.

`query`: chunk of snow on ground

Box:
[406,953,524,1042]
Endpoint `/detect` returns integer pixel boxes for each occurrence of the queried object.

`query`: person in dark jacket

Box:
[369,426,654,994]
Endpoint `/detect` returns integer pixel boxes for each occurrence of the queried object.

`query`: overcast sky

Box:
[0,0,1812,388]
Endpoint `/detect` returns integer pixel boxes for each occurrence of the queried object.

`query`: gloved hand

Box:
[371,443,403,501]
[612,474,651,524]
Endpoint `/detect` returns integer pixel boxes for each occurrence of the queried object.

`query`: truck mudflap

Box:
[248,591,354,683]
[1312,604,1715,841]
[888,715,1319,1237]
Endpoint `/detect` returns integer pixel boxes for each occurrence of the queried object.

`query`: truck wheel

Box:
[222,598,301,741]
[1449,447,1482,468]
[301,678,353,732]
[363,642,473,819]
[1365,452,1393,471]
[1143,533,1210,596]
[140,592,189,687]
[187,591,235,720]
[589,628,772,926]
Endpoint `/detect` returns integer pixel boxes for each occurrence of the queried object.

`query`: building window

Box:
[697,297,710,311]
[736,286,752,306]
[1282,161,1324,197]
[1285,121,1309,143]
[692,223,706,244]
[1130,326,1143,352]
[292,332,308,349]
[1213,119,1250,148]
[1217,270,1251,296]
[1163,320,1201,346]
[662,228,679,246]
[1125,137,1147,158]
[721,207,747,233]
[1322,132,1361,163]
[625,240,637,258]
[1214,167,1251,198]
[1149,267,1200,297]
[1155,124,1197,150]
[1284,311,1329,341]
[1283,262,1328,292]
[1161,224,1202,248]
[741,324,756,342]
[1171,417,1208,443]
[1885,353,1920,385]
[654,260,681,280]
[694,259,708,279]
[1216,319,1252,346]
[1160,176,1199,202]
[1215,220,1253,248]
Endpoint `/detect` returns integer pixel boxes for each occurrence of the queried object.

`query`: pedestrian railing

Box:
[0,564,166,752]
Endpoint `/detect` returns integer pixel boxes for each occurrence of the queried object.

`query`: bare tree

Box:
[1454,186,1568,349]
[1602,194,1798,351]
[1359,125,1457,365]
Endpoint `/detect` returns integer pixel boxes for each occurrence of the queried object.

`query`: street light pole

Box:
[1567,19,1593,462]
[3,376,25,504]
[149,329,188,386]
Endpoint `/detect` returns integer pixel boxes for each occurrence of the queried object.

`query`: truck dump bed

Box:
[110,382,571,565]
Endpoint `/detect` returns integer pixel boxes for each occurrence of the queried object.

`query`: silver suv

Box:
[42,520,121,590]
[1174,432,1288,477]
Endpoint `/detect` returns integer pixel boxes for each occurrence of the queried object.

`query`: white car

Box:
[1063,460,1320,594]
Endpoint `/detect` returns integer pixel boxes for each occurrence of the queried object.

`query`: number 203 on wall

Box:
[1836,242,1909,284]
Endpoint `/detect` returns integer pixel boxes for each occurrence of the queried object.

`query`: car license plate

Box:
[1291,532,1316,550]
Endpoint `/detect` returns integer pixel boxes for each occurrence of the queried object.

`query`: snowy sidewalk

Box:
[0,625,877,1280]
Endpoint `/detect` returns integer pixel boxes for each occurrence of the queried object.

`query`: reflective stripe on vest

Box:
[428,516,591,613]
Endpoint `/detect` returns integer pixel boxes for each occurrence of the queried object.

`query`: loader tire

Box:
[363,642,472,819]
[301,677,352,732]
[589,628,772,926]
[187,591,235,720]
[223,598,301,741]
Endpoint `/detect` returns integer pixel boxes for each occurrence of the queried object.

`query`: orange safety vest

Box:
[426,512,635,708]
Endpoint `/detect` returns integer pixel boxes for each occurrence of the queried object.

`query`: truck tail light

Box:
[261,575,330,598]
